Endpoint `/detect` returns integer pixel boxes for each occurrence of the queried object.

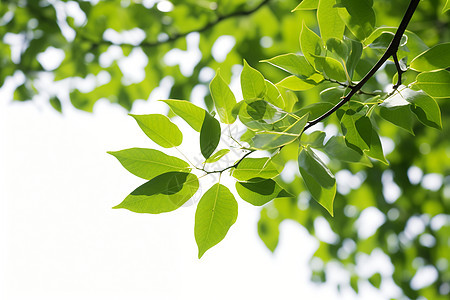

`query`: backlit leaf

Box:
[410,43,450,71]
[210,69,237,124]
[241,59,266,99]
[300,23,324,67]
[379,94,415,134]
[318,0,345,42]
[398,88,442,129]
[195,184,238,258]
[298,147,336,189]
[262,53,316,78]
[299,166,336,216]
[236,178,293,206]
[113,172,199,214]
[108,148,190,180]
[161,99,205,132]
[414,70,450,98]
[131,114,182,148]
[258,208,280,252]
[336,0,376,40]
[292,0,319,11]
[205,149,230,163]
[232,157,281,181]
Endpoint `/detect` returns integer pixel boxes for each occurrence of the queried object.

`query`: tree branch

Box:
[303,0,421,132]
[80,0,271,48]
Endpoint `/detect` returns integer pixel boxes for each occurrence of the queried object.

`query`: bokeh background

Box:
[1,0,449,299]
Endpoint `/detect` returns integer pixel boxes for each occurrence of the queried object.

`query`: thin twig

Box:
[79,0,271,48]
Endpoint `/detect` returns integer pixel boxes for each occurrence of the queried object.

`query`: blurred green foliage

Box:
[1,0,449,299]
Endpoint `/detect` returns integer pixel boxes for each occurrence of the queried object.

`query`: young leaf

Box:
[108,148,190,180]
[262,53,316,78]
[410,42,450,71]
[252,113,309,150]
[336,0,376,41]
[232,157,281,181]
[241,60,266,99]
[200,111,221,159]
[205,149,230,163]
[113,172,199,214]
[210,69,237,124]
[131,114,183,148]
[276,75,322,91]
[292,0,319,11]
[313,55,347,82]
[298,147,335,189]
[413,70,450,98]
[264,80,285,109]
[258,208,280,252]
[195,184,238,258]
[299,166,336,216]
[399,88,442,129]
[379,94,415,134]
[161,99,205,132]
[236,178,293,206]
[317,0,345,43]
[300,22,324,68]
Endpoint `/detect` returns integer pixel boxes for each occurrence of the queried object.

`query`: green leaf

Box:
[262,53,316,78]
[49,97,62,113]
[323,136,372,166]
[326,38,349,61]
[301,131,326,148]
[317,0,345,42]
[108,148,190,180]
[346,39,363,79]
[299,166,336,216]
[264,80,285,109]
[336,0,376,40]
[313,55,348,82]
[379,94,415,134]
[195,184,238,258]
[161,99,205,132]
[232,157,281,181]
[413,70,450,98]
[131,114,183,148]
[300,22,324,67]
[292,0,319,11]
[236,178,293,206]
[276,75,323,91]
[241,59,266,100]
[200,112,221,159]
[113,172,199,214]
[369,273,382,289]
[205,149,230,163]
[369,32,408,51]
[298,147,335,189]
[340,111,372,151]
[399,88,442,129]
[444,0,450,13]
[252,114,309,150]
[210,69,237,124]
[365,128,388,164]
[258,208,280,252]
[410,42,450,71]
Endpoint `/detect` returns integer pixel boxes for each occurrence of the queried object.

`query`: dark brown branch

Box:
[303,0,421,132]
[81,0,271,48]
